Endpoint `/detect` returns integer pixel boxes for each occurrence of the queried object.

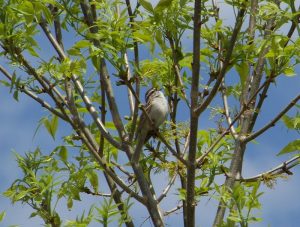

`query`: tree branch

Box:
[221,82,238,139]
[213,9,279,225]
[195,7,246,116]
[79,2,165,225]
[39,21,122,150]
[37,19,148,215]
[124,0,141,142]
[240,0,257,106]
[111,160,134,179]
[0,65,67,121]
[244,93,300,143]
[130,161,165,226]
[82,187,112,197]
[157,173,177,203]
[80,4,135,226]
[1,42,73,129]
[164,204,183,216]
[2,61,144,205]
[197,79,270,165]
[211,0,237,139]
[167,36,190,108]
[235,156,300,182]
[249,11,300,132]
[124,53,135,115]
[186,0,201,226]
[75,130,146,205]
[80,1,128,142]
[2,42,65,109]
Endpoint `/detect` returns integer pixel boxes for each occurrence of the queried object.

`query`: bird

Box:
[132,87,169,163]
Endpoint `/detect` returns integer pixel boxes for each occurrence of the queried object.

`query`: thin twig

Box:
[167,37,186,157]
[80,2,164,225]
[75,129,146,205]
[244,93,300,143]
[211,0,237,139]
[168,36,190,108]
[221,84,237,138]
[124,0,140,142]
[124,53,135,115]
[1,42,72,125]
[38,19,146,206]
[111,160,134,178]
[0,65,67,120]
[164,204,183,216]
[156,132,188,165]
[195,7,246,116]
[157,132,190,203]
[196,79,270,165]
[238,156,300,182]
[249,11,300,132]
[157,173,177,202]
[81,2,128,143]
[51,8,85,151]
[39,21,122,150]
[82,187,112,197]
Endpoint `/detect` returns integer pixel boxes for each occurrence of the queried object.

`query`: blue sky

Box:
[1,1,300,226]
[1,83,300,226]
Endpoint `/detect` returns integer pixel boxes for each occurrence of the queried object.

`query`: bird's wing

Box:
[135,102,152,139]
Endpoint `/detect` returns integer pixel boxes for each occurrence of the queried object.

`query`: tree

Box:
[1,0,300,226]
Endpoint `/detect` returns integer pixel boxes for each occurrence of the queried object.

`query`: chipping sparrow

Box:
[132,87,169,162]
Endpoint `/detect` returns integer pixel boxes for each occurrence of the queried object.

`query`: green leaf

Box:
[27,46,39,58]
[265,49,276,58]
[0,80,10,87]
[235,62,249,89]
[227,215,242,222]
[180,0,189,7]
[139,0,154,13]
[14,190,29,201]
[282,115,294,129]
[281,114,300,130]
[43,115,59,140]
[0,211,6,222]
[87,171,99,193]
[74,40,91,49]
[16,1,35,23]
[294,117,300,128]
[178,188,186,200]
[179,53,193,69]
[155,0,174,11]
[105,122,116,130]
[283,67,296,77]
[132,31,153,43]
[67,48,81,56]
[16,1,34,15]
[67,197,73,210]
[155,30,166,50]
[10,72,17,93]
[29,212,38,218]
[277,139,300,156]
[37,3,53,24]
[59,146,68,162]
[13,90,19,102]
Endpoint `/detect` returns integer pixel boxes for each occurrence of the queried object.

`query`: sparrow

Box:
[132,87,169,162]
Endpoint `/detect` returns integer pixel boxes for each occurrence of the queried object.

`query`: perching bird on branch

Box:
[132,87,169,163]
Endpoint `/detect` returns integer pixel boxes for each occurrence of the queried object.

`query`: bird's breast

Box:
[149,97,169,128]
